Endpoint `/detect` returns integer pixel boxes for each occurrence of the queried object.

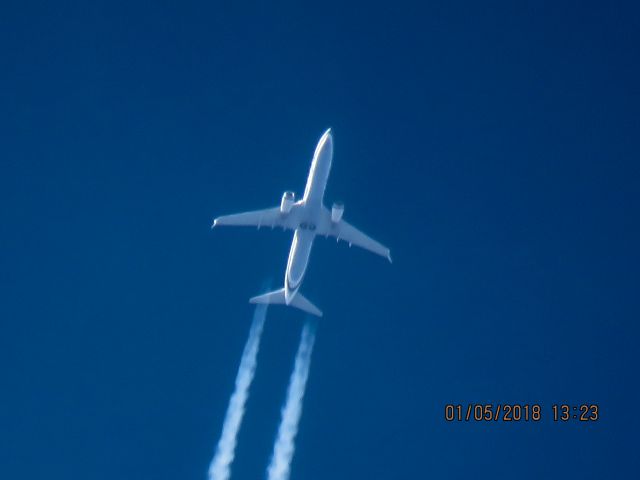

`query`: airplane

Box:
[212,128,391,317]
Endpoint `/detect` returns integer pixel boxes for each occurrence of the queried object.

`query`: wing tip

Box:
[305,305,324,317]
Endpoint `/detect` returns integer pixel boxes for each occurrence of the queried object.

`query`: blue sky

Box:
[1,1,639,478]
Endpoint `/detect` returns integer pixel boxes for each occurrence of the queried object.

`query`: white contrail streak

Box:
[267,321,316,480]
[208,304,268,480]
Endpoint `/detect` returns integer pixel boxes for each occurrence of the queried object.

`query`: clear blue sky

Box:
[1,1,639,478]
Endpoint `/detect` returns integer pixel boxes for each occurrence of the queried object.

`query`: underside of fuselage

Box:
[283,128,333,305]
[285,225,315,303]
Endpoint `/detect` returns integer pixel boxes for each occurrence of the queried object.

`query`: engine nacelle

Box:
[331,201,344,223]
[280,191,295,213]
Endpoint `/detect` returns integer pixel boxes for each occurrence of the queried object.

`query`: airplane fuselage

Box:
[284,129,334,304]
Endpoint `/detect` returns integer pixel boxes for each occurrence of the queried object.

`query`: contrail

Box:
[208,304,268,480]
[267,321,317,480]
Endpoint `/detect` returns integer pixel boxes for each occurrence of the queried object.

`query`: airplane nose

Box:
[322,128,333,150]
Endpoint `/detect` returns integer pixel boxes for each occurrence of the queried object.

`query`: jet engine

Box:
[280,191,295,213]
[331,201,344,223]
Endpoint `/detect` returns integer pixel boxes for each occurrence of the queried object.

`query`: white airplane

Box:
[212,128,391,317]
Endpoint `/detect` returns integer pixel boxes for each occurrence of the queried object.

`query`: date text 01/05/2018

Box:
[444,404,599,422]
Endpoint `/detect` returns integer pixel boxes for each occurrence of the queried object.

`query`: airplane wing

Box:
[212,207,287,229]
[318,209,392,262]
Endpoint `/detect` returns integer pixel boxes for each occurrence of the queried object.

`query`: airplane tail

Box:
[249,288,323,317]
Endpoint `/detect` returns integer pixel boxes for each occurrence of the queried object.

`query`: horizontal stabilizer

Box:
[250,288,323,317]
